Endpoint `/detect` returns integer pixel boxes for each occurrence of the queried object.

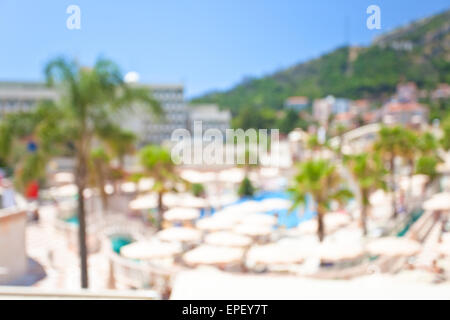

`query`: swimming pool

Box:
[64,215,79,225]
[223,190,315,229]
[63,190,314,230]
[110,235,134,254]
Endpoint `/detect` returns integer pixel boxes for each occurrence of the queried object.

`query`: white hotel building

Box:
[0,82,59,116]
[122,83,188,145]
[0,82,230,145]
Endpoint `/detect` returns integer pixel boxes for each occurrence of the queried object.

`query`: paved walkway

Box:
[26,205,110,290]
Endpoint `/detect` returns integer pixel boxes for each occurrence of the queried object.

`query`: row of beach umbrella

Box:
[120,235,427,269]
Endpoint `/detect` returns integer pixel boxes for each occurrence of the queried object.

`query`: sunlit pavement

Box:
[26,205,110,290]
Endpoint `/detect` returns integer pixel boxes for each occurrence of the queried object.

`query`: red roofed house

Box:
[285,96,309,112]
[362,110,381,124]
[382,101,428,127]
[334,112,356,129]
[396,82,418,102]
[350,99,370,114]
[431,83,450,100]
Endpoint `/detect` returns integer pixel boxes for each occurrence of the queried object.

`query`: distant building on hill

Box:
[396,82,418,102]
[431,83,450,100]
[332,98,351,114]
[333,112,356,129]
[313,95,354,127]
[313,96,334,127]
[284,96,309,112]
[362,110,381,124]
[350,99,370,114]
[382,101,428,127]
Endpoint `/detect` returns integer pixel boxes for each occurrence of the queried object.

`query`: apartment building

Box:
[0,82,58,117]
[0,81,189,145]
[188,104,231,137]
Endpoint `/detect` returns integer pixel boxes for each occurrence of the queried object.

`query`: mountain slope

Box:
[192,9,450,114]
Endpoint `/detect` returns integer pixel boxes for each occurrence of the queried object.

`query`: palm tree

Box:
[89,147,111,213]
[441,116,450,151]
[238,176,255,198]
[418,132,440,156]
[97,124,138,195]
[307,135,322,158]
[374,126,404,218]
[344,153,387,235]
[414,131,442,197]
[415,156,439,197]
[139,145,180,230]
[38,57,161,288]
[191,183,206,198]
[289,159,353,242]
[397,128,419,211]
[398,128,418,172]
[99,124,137,171]
[0,109,55,192]
[332,123,348,158]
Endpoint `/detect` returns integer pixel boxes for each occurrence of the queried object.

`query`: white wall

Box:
[0,209,27,284]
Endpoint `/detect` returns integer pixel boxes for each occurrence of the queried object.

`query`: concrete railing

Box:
[0,286,159,300]
[108,250,179,295]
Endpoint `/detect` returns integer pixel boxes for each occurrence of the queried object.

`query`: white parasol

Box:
[54,172,74,184]
[258,198,293,211]
[227,200,264,214]
[367,237,421,257]
[163,207,201,222]
[204,232,252,248]
[196,216,236,232]
[120,241,181,260]
[233,224,273,237]
[318,243,365,262]
[156,227,202,243]
[183,245,244,266]
[239,213,278,226]
[129,194,157,210]
[423,193,450,212]
[246,244,308,265]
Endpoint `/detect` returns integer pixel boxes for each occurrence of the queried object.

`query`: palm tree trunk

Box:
[390,155,397,219]
[361,193,368,236]
[406,159,415,213]
[119,155,125,172]
[96,162,108,214]
[361,204,368,236]
[76,157,89,289]
[157,191,164,230]
[317,208,325,242]
[99,182,108,213]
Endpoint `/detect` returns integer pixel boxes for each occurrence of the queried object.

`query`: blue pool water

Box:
[110,236,134,254]
[64,191,314,230]
[64,216,79,225]
[223,190,315,229]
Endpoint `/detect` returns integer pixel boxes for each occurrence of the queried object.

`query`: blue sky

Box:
[0,1,448,97]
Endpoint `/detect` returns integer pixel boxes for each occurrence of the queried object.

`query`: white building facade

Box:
[0,82,190,145]
[188,104,231,137]
[123,84,188,145]
[0,82,58,117]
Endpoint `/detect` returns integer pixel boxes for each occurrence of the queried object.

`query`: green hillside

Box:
[192,9,450,115]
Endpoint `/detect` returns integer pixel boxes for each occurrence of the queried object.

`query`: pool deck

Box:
[25,205,110,290]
